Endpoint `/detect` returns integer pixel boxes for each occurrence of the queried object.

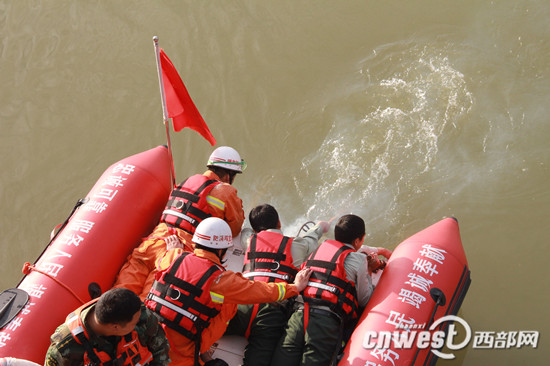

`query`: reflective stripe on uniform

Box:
[161,209,196,225]
[276,282,286,302]
[67,313,79,324]
[69,325,85,338]
[121,338,138,348]
[243,271,291,281]
[307,281,338,294]
[66,313,84,338]
[210,291,224,304]
[137,353,153,366]
[148,294,198,322]
[206,195,225,211]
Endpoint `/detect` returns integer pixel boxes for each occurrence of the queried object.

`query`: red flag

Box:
[159,49,216,146]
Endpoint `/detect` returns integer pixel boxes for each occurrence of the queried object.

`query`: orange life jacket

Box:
[160,174,220,235]
[145,252,224,341]
[301,240,359,320]
[242,231,298,283]
[66,300,153,366]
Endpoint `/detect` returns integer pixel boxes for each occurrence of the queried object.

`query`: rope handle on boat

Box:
[22,262,86,305]
[295,215,339,237]
[15,199,89,290]
[296,221,316,237]
[409,287,447,365]
[49,198,89,241]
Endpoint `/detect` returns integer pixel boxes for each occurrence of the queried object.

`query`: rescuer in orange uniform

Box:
[113,146,246,300]
[145,217,313,366]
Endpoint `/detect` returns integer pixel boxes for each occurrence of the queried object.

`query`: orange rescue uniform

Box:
[114,170,244,300]
[155,248,299,366]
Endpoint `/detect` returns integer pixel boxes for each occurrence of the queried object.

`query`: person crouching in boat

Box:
[45,288,170,366]
[145,217,313,366]
[224,204,329,366]
[271,214,390,366]
[113,146,246,300]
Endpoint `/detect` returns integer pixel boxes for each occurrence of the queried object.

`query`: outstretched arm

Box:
[359,245,392,260]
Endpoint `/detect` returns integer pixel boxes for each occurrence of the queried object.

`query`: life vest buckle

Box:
[169,288,182,301]
[174,200,184,210]
[271,261,281,271]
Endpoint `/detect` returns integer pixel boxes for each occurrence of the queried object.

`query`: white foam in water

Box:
[295,43,473,244]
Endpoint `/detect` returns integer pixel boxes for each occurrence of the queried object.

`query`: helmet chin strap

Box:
[218,248,228,264]
[228,172,236,185]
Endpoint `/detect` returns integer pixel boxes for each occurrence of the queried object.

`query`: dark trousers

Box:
[270,309,343,366]
[225,303,287,366]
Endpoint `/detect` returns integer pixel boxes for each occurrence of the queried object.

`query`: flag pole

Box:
[153,36,177,188]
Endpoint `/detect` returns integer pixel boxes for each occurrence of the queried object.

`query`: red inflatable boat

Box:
[339,217,471,366]
[0,146,470,366]
[0,146,172,363]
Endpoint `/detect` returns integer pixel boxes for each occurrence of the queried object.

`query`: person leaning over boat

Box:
[113,146,246,300]
[144,217,313,366]
[44,288,170,366]
[224,203,329,366]
[271,214,390,366]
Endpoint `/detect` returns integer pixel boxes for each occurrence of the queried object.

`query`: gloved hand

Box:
[318,221,331,233]
[203,358,229,366]
[164,234,183,250]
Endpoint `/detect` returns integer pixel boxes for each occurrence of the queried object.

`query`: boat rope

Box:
[21,262,86,305]
[295,221,316,237]
[49,198,89,241]
[16,198,88,289]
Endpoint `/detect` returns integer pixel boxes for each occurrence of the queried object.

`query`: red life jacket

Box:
[160,174,220,235]
[66,300,153,366]
[145,252,224,341]
[242,231,298,283]
[301,240,359,320]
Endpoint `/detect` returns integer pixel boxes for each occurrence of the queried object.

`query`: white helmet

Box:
[207,146,246,173]
[192,217,233,249]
